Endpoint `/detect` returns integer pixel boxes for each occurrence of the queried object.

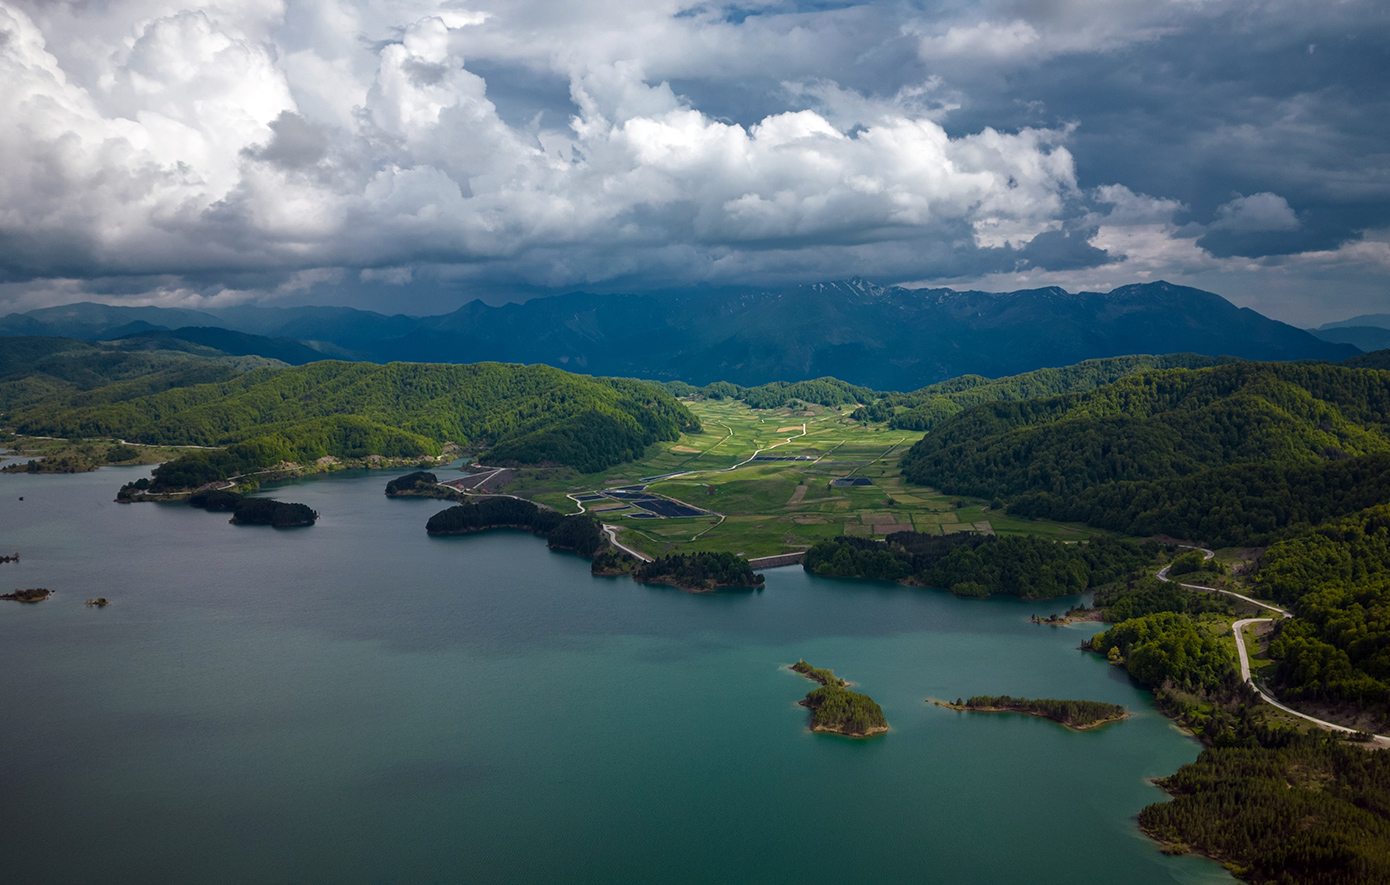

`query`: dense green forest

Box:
[1254,505,1390,719]
[792,661,888,736]
[425,499,604,555]
[658,355,1222,423]
[1090,612,1234,691]
[803,532,1157,600]
[790,660,845,686]
[902,362,1390,546]
[953,695,1127,729]
[869,354,1225,430]
[1141,738,1390,884]
[185,488,317,527]
[384,471,459,500]
[1092,575,1234,623]
[0,336,278,412]
[1168,549,1226,578]
[187,488,244,511]
[385,471,441,495]
[9,360,696,485]
[227,498,318,528]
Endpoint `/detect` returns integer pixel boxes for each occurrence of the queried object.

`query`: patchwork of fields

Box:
[510,399,1102,560]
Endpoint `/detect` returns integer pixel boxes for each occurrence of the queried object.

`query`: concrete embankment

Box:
[748,552,805,570]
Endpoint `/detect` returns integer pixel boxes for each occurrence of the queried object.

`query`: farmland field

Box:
[506,399,1104,559]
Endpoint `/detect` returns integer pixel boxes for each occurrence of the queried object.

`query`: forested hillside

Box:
[0,337,278,411]
[663,355,1223,419]
[901,362,1390,545]
[1255,505,1390,720]
[6,360,696,478]
[869,354,1225,430]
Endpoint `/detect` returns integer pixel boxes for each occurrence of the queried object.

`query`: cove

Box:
[0,467,1231,884]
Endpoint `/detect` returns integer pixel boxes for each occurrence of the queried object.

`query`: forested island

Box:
[790,660,888,736]
[2,588,51,602]
[804,532,1157,600]
[935,695,1128,730]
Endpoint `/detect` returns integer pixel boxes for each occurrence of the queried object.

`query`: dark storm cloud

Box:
[0,0,1385,324]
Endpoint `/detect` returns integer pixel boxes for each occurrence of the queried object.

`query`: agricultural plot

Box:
[509,399,1107,559]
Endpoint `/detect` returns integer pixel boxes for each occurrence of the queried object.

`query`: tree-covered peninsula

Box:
[936,696,1128,730]
[186,489,318,527]
[790,660,888,737]
[385,471,461,501]
[592,550,764,592]
[426,498,605,555]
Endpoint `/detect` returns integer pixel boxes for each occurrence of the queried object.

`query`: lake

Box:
[0,466,1231,883]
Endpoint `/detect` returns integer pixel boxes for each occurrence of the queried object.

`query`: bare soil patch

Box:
[875,523,914,535]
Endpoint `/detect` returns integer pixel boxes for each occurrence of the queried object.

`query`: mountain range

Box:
[0,280,1358,390]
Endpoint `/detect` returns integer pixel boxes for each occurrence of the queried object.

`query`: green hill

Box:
[0,337,278,412]
[901,362,1390,545]
[1257,504,1390,718]
[873,354,1227,430]
[7,360,697,479]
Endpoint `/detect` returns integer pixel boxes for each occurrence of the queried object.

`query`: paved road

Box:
[603,525,653,562]
[1157,546,1389,743]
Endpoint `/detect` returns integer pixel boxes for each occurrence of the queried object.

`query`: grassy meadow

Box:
[509,399,1104,559]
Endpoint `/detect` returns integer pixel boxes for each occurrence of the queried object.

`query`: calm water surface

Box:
[0,467,1231,883]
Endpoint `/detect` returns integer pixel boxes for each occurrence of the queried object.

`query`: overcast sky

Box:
[1,0,1386,325]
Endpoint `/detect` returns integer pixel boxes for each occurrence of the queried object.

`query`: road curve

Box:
[603,525,653,562]
[1156,547,1389,743]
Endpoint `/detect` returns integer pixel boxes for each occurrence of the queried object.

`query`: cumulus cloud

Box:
[1210,193,1300,233]
[0,1,1078,289]
[0,0,1385,323]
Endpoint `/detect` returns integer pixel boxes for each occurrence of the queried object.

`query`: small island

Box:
[933,695,1129,730]
[790,660,889,737]
[2,588,51,603]
[85,597,111,607]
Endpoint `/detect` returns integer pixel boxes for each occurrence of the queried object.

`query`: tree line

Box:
[803,532,1157,600]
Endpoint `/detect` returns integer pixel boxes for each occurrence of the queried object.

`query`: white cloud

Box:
[0,0,1383,323]
[1210,192,1300,232]
[0,1,1079,285]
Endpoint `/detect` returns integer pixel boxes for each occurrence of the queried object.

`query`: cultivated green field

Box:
[508,399,1105,559]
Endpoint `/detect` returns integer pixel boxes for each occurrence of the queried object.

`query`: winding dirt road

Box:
[1156,546,1389,743]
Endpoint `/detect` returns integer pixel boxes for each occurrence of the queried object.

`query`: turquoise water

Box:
[0,467,1231,883]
